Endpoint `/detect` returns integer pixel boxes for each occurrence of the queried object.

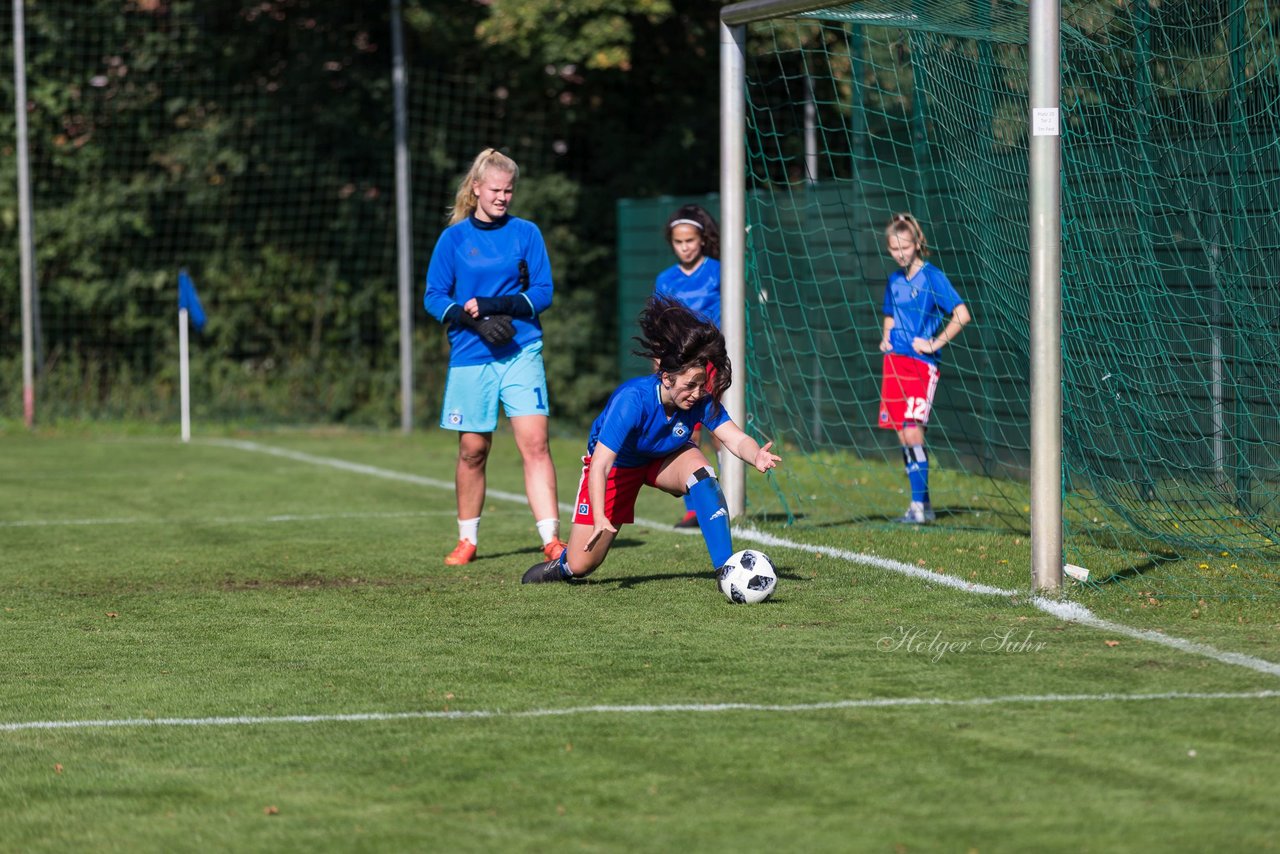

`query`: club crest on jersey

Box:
[577,502,590,515]
[910,287,920,300]
[447,410,463,426]
[672,423,688,438]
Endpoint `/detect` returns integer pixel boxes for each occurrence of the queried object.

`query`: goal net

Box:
[737,0,1280,597]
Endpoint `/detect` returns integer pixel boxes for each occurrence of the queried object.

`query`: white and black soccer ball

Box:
[716,549,777,604]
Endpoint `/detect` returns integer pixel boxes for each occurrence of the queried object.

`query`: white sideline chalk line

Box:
[207,440,1280,681]
[4,690,1278,733]
[0,510,452,529]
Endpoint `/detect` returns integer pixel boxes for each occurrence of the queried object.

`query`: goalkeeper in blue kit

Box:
[424,148,565,567]
[522,296,781,585]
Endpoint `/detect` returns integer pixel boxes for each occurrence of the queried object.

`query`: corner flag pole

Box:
[177,269,205,443]
[179,307,191,442]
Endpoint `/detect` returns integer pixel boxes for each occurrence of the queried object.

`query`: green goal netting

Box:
[735,0,1280,598]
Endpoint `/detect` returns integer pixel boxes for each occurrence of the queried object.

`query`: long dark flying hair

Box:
[632,295,731,408]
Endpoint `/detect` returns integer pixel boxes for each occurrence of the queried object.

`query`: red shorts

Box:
[572,454,669,526]
[879,353,940,430]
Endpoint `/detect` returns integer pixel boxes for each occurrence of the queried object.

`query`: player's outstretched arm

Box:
[712,422,781,473]
[586,443,620,551]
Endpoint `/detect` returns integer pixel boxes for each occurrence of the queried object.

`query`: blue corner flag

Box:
[178,268,206,331]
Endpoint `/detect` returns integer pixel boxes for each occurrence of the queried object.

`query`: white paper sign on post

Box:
[1032,107,1060,137]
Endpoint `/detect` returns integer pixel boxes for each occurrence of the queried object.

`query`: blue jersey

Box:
[424,215,553,367]
[588,374,732,469]
[655,257,721,328]
[882,262,964,367]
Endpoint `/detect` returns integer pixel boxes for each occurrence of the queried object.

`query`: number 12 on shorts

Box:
[905,396,930,422]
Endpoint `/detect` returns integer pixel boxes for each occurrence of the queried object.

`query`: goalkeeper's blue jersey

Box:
[587,375,732,469]
[882,262,964,367]
[424,214,553,367]
[655,257,721,328]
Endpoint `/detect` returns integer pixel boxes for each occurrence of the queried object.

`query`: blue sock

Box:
[903,445,930,504]
[686,467,733,569]
[555,550,573,579]
[683,493,694,514]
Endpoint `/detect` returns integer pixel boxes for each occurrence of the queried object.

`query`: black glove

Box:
[474,314,515,347]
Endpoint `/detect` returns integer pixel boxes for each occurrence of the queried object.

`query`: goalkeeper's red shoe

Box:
[444,540,477,566]
[542,537,567,561]
[674,510,700,529]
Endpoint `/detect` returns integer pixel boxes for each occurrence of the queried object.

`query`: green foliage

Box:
[478,0,674,70]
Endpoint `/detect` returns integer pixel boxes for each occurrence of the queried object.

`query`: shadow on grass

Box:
[469,536,647,565]
[779,504,1026,532]
[1079,554,1180,588]
[597,564,809,590]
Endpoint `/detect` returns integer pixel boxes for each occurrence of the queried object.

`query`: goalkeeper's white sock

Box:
[535,518,560,546]
[457,517,480,546]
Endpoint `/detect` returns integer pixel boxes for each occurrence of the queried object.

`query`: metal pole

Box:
[804,65,822,444]
[391,0,414,433]
[722,0,833,25]
[720,19,747,517]
[1209,246,1226,486]
[13,0,36,428]
[1029,0,1063,592]
[804,69,818,183]
[179,309,191,442]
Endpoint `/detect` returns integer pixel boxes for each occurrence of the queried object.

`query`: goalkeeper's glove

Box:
[446,305,516,347]
[474,314,515,347]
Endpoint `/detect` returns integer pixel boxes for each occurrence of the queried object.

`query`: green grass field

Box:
[2,426,1278,852]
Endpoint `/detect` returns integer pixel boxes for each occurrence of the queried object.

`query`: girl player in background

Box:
[878,212,971,524]
[521,296,780,584]
[654,204,722,528]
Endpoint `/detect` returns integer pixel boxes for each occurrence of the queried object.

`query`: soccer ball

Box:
[716,549,777,604]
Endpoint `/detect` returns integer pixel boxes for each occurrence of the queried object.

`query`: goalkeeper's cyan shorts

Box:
[440,340,548,432]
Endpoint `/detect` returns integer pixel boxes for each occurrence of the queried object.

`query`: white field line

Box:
[4,690,1278,733]
[208,439,1280,680]
[0,510,452,529]
[735,528,1280,680]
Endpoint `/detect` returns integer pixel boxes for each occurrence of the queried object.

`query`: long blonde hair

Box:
[884,211,930,258]
[448,148,520,225]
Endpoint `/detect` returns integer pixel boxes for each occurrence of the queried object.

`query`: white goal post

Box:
[718,0,1063,592]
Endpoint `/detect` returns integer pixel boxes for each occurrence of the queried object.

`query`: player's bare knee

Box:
[458,447,489,469]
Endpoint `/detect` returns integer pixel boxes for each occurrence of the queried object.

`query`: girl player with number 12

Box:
[878,212,970,524]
